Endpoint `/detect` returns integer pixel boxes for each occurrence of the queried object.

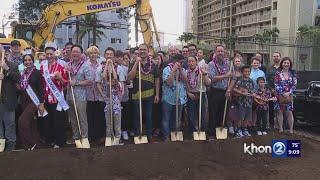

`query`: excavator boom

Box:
[32,0,156,48]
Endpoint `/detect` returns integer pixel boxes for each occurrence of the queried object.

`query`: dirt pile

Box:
[0,132,319,180]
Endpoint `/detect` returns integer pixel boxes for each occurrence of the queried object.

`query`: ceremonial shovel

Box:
[134,63,148,144]
[194,72,206,141]
[105,63,119,146]
[216,62,234,140]
[171,71,183,141]
[68,72,90,148]
[0,50,5,152]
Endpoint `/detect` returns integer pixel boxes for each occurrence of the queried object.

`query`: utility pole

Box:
[220,0,223,44]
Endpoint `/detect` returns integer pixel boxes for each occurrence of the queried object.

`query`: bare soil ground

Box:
[0,132,319,180]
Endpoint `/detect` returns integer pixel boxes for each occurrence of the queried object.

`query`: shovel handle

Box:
[198,72,203,132]
[221,61,234,127]
[68,71,82,138]
[108,63,114,138]
[0,50,5,97]
[175,70,179,132]
[138,63,143,136]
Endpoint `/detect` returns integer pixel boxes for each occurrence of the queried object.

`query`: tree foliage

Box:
[178,32,195,45]
[297,24,320,43]
[78,13,106,48]
[17,0,56,20]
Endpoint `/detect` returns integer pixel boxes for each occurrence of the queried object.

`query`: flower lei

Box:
[187,67,199,89]
[69,59,85,76]
[20,66,36,90]
[212,57,228,75]
[140,57,152,75]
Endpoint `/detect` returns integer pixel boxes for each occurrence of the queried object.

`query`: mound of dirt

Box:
[0,132,319,180]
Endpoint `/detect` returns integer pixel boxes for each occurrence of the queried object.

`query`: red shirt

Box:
[40,61,69,104]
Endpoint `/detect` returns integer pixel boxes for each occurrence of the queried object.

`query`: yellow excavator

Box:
[3,0,160,49]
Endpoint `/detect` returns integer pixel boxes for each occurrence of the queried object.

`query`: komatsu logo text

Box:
[87,1,121,11]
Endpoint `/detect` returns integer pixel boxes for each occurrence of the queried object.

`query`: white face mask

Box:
[24,49,32,55]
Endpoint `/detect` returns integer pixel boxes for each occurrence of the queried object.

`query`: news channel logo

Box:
[272,140,301,158]
[243,140,301,157]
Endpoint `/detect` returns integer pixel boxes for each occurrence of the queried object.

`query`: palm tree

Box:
[253,27,279,65]
[253,27,280,51]
[221,34,237,53]
[78,13,106,48]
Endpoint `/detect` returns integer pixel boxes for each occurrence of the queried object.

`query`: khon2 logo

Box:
[244,140,301,157]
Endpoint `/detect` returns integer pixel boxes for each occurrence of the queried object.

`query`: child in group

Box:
[233,65,257,138]
[254,77,277,135]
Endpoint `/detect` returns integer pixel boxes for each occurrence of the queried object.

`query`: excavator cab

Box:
[10,21,38,48]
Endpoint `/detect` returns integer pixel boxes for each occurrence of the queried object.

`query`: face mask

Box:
[24,49,32,55]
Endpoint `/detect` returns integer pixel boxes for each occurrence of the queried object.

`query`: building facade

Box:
[54,10,130,51]
[184,0,194,33]
[192,0,320,70]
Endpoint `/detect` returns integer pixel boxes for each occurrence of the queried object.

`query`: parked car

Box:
[294,81,320,125]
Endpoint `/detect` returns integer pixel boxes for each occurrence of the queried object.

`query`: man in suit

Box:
[0,44,20,151]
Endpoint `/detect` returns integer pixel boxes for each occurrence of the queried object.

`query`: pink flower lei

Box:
[187,67,200,89]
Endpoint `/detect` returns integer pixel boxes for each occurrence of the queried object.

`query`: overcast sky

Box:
[0,0,184,46]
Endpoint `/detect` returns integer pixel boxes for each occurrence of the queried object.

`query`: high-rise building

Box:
[184,0,194,33]
[192,0,319,70]
[54,10,130,51]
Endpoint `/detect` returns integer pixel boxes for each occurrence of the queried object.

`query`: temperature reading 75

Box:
[292,143,300,148]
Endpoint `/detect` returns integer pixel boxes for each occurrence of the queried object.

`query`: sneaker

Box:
[235,130,244,138]
[262,131,267,135]
[53,145,60,149]
[228,126,235,134]
[257,131,262,136]
[242,129,251,137]
[122,131,129,141]
[66,139,75,145]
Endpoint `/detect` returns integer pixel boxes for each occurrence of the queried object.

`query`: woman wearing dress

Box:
[18,54,45,150]
[274,57,297,134]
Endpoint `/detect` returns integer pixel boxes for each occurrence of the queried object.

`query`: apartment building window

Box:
[68,38,72,42]
[56,38,63,45]
[273,18,277,25]
[68,25,72,29]
[111,38,122,44]
[273,2,277,10]
[57,24,62,28]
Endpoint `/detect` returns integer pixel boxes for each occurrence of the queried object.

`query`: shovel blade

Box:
[171,131,183,141]
[112,137,121,146]
[75,140,83,148]
[193,131,206,141]
[0,139,5,152]
[105,137,113,147]
[81,138,90,149]
[134,136,148,144]
[216,127,228,139]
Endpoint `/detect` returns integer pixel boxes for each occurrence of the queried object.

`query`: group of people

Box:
[0,40,297,151]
